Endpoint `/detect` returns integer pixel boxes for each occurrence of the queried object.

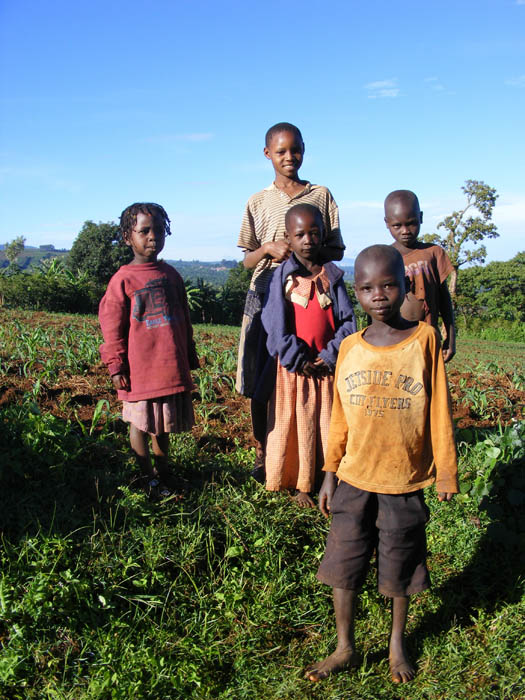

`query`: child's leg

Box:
[151,432,171,481]
[305,588,361,681]
[129,424,153,478]
[389,596,415,684]
[251,398,266,481]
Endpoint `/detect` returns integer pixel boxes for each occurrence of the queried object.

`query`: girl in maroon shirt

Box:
[99,203,198,497]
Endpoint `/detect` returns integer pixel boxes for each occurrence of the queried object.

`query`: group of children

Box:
[98,122,458,685]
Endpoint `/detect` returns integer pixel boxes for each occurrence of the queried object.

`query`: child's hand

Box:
[299,360,318,377]
[313,356,332,376]
[264,240,290,263]
[437,492,455,502]
[318,472,336,517]
[112,373,130,391]
[442,338,456,363]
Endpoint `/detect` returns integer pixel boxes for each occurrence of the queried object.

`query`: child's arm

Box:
[99,275,130,385]
[319,471,337,517]
[176,271,200,370]
[318,348,350,516]
[318,242,344,264]
[438,281,456,363]
[317,188,345,263]
[318,278,357,371]
[428,328,459,496]
[243,240,290,270]
[261,269,310,373]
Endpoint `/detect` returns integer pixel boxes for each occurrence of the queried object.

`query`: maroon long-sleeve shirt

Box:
[99,261,198,402]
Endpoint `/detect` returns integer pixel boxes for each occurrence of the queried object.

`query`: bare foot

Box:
[305,648,361,681]
[389,652,415,684]
[293,491,316,508]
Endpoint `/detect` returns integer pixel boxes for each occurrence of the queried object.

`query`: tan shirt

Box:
[237,182,345,294]
[324,322,458,495]
[400,243,453,327]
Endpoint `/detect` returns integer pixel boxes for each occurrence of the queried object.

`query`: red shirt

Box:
[99,262,198,401]
[288,271,336,358]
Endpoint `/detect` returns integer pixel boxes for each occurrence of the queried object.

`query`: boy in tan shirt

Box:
[306,244,458,685]
[384,190,456,362]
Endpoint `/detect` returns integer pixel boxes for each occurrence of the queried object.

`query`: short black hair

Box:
[354,244,405,280]
[384,190,421,216]
[265,122,303,148]
[285,203,324,233]
[119,203,172,241]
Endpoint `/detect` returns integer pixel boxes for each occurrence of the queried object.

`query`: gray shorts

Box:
[317,481,431,597]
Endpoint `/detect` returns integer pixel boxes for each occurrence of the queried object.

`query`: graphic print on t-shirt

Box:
[132,277,183,329]
[343,367,424,418]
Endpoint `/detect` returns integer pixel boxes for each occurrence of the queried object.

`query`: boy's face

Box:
[124,212,165,263]
[264,130,304,179]
[285,210,323,265]
[354,256,406,323]
[384,199,423,249]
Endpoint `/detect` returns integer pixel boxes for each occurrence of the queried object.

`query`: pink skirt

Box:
[265,362,334,493]
[122,391,194,436]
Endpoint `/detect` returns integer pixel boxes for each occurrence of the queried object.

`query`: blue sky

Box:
[1,0,524,263]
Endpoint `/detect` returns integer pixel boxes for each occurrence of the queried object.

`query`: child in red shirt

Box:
[260,204,355,506]
[99,203,199,497]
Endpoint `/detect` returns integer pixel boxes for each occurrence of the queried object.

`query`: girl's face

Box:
[125,212,165,264]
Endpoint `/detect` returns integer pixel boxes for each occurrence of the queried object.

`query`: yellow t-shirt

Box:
[324,322,458,495]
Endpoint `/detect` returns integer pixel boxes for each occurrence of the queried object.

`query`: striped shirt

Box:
[237,182,345,293]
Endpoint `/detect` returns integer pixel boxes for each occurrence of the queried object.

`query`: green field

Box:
[0,309,524,699]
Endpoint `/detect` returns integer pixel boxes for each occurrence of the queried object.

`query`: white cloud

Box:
[424,76,445,92]
[516,1,525,5]
[364,78,400,99]
[505,75,525,87]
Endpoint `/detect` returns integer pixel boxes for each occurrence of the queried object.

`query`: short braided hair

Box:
[119,202,172,242]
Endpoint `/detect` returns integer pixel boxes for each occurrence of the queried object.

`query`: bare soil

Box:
[1,312,523,437]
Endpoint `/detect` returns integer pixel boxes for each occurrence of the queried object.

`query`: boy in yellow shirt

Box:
[306,244,458,685]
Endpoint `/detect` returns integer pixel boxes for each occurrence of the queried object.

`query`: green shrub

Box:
[0,266,101,314]
[456,317,525,343]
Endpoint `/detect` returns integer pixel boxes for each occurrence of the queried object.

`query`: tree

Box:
[4,236,26,266]
[221,261,251,324]
[456,252,525,324]
[422,180,498,296]
[67,221,132,287]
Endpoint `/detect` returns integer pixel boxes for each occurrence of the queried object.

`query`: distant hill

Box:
[169,258,355,285]
[0,245,355,284]
[0,244,69,271]
[165,259,238,286]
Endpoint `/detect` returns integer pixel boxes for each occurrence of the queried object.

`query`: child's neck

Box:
[293,253,322,276]
[392,240,419,256]
[273,172,305,194]
[363,314,418,347]
[130,255,158,265]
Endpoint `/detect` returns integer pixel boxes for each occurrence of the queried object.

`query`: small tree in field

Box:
[67,221,132,287]
[423,180,498,296]
[4,236,26,267]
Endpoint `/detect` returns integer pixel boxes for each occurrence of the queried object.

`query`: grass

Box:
[0,311,524,698]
